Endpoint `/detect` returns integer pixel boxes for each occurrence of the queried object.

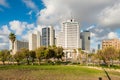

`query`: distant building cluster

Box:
[102,39,120,49]
[9,19,91,60]
[29,26,55,50]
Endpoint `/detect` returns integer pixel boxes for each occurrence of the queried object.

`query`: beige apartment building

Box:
[102,39,120,49]
[9,40,29,54]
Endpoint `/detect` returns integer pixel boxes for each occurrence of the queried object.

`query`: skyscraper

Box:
[81,31,90,52]
[29,26,55,50]
[57,19,81,49]
[29,33,37,50]
[41,26,55,47]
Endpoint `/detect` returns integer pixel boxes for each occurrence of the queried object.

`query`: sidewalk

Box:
[86,66,120,73]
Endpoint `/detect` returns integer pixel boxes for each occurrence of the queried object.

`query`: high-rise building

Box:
[98,44,101,50]
[10,40,29,54]
[35,31,41,48]
[102,39,120,49]
[29,33,37,50]
[41,26,55,47]
[29,26,55,50]
[57,19,81,49]
[81,31,90,52]
[49,26,55,46]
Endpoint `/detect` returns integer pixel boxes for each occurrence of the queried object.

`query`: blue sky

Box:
[0,0,120,50]
[0,0,44,26]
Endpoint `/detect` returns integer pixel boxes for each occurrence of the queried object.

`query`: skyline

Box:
[0,0,120,50]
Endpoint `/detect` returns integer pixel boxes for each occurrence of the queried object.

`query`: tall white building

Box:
[29,26,55,50]
[57,19,82,61]
[10,40,29,54]
[35,31,41,48]
[49,26,55,46]
[57,19,81,49]
[29,33,37,50]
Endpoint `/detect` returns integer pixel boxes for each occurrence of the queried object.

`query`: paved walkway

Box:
[86,66,120,72]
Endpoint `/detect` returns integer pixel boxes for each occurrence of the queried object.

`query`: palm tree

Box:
[9,32,16,54]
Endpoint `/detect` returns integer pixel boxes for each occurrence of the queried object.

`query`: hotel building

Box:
[10,40,29,54]
[57,19,81,49]
[57,19,82,61]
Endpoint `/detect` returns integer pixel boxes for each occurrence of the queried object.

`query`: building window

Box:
[88,36,90,40]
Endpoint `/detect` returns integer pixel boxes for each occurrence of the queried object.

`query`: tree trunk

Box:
[17,60,20,65]
[12,42,14,54]
[111,59,113,67]
[38,58,40,65]
[27,58,29,65]
[31,58,34,65]
[2,61,5,65]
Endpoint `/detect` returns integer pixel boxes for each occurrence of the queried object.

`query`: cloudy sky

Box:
[0,0,120,50]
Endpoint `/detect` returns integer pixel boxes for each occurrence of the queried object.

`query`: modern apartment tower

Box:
[57,19,81,49]
[29,26,55,50]
[29,33,37,50]
[41,26,55,47]
[81,31,90,52]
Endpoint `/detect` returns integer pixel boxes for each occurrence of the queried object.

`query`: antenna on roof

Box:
[70,10,75,22]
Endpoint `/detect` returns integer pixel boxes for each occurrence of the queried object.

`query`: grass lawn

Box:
[0,65,120,80]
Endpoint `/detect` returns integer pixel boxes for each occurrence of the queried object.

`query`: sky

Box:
[0,0,120,50]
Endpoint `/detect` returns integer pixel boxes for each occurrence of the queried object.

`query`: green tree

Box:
[0,50,10,65]
[44,47,56,62]
[117,49,120,65]
[29,50,36,65]
[20,48,30,65]
[97,47,116,67]
[55,47,64,61]
[14,51,23,65]
[35,46,46,65]
[9,32,16,54]
[78,48,82,64]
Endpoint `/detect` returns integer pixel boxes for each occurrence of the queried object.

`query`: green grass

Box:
[0,65,120,80]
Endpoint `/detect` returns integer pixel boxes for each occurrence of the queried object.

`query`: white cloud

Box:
[0,25,10,50]
[9,20,35,35]
[9,20,27,35]
[37,0,116,26]
[0,25,10,35]
[23,0,38,19]
[86,25,96,31]
[0,0,9,7]
[99,3,120,27]
[37,0,71,26]
[94,28,104,33]
[36,0,120,50]
[0,42,9,50]
[26,23,34,29]
[91,32,96,37]
[22,0,38,10]
[108,32,118,39]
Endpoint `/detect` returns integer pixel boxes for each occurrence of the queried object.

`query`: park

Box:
[0,64,120,80]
